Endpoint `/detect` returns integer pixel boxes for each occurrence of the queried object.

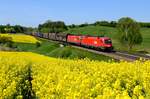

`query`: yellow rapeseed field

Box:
[0,51,150,99]
[0,34,39,43]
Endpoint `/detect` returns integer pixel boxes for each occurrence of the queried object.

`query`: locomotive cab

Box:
[102,37,113,51]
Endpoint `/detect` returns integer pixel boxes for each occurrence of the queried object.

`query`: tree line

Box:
[139,22,150,28]
[0,24,37,34]
[0,24,24,33]
[68,21,150,28]
[38,20,68,33]
[1,20,150,34]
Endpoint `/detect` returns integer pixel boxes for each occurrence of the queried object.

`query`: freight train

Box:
[32,32,113,51]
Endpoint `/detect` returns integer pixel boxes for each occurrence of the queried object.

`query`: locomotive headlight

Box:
[94,41,97,44]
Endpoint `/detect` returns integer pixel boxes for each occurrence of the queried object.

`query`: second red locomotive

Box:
[67,34,113,51]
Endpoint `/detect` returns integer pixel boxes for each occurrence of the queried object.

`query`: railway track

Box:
[115,51,150,60]
[36,36,150,62]
[72,46,150,62]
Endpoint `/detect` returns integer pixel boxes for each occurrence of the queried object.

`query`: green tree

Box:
[0,25,5,33]
[14,25,24,33]
[38,20,68,33]
[117,17,143,50]
[4,27,14,33]
[40,28,50,33]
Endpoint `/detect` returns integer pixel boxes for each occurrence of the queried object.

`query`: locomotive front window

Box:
[105,39,112,44]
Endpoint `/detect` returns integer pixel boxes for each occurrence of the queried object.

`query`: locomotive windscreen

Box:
[104,39,112,44]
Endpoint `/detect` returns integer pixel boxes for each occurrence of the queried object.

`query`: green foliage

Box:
[24,27,38,34]
[0,35,12,43]
[40,28,50,33]
[78,22,89,27]
[68,24,76,29]
[66,25,117,37]
[48,46,112,61]
[35,41,41,48]
[0,24,37,34]
[38,20,68,33]
[0,25,25,33]
[13,25,24,33]
[94,21,117,27]
[117,17,143,50]
[4,27,15,33]
[0,35,14,47]
[139,22,150,28]
[67,21,150,29]
[67,21,117,28]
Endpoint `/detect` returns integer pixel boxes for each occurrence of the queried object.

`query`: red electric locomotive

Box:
[67,34,113,51]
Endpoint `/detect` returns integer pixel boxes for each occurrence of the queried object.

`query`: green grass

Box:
[16,38,112,61]
[48,46,112,61]
[66,26,150,53]
[66,26,117,37]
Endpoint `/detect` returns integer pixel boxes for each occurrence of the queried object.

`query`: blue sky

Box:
[0,0,150,27]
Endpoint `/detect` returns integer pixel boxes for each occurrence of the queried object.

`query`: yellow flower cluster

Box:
[0,52,30,98]
[0,51,150,99]
[0,34,39,43]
